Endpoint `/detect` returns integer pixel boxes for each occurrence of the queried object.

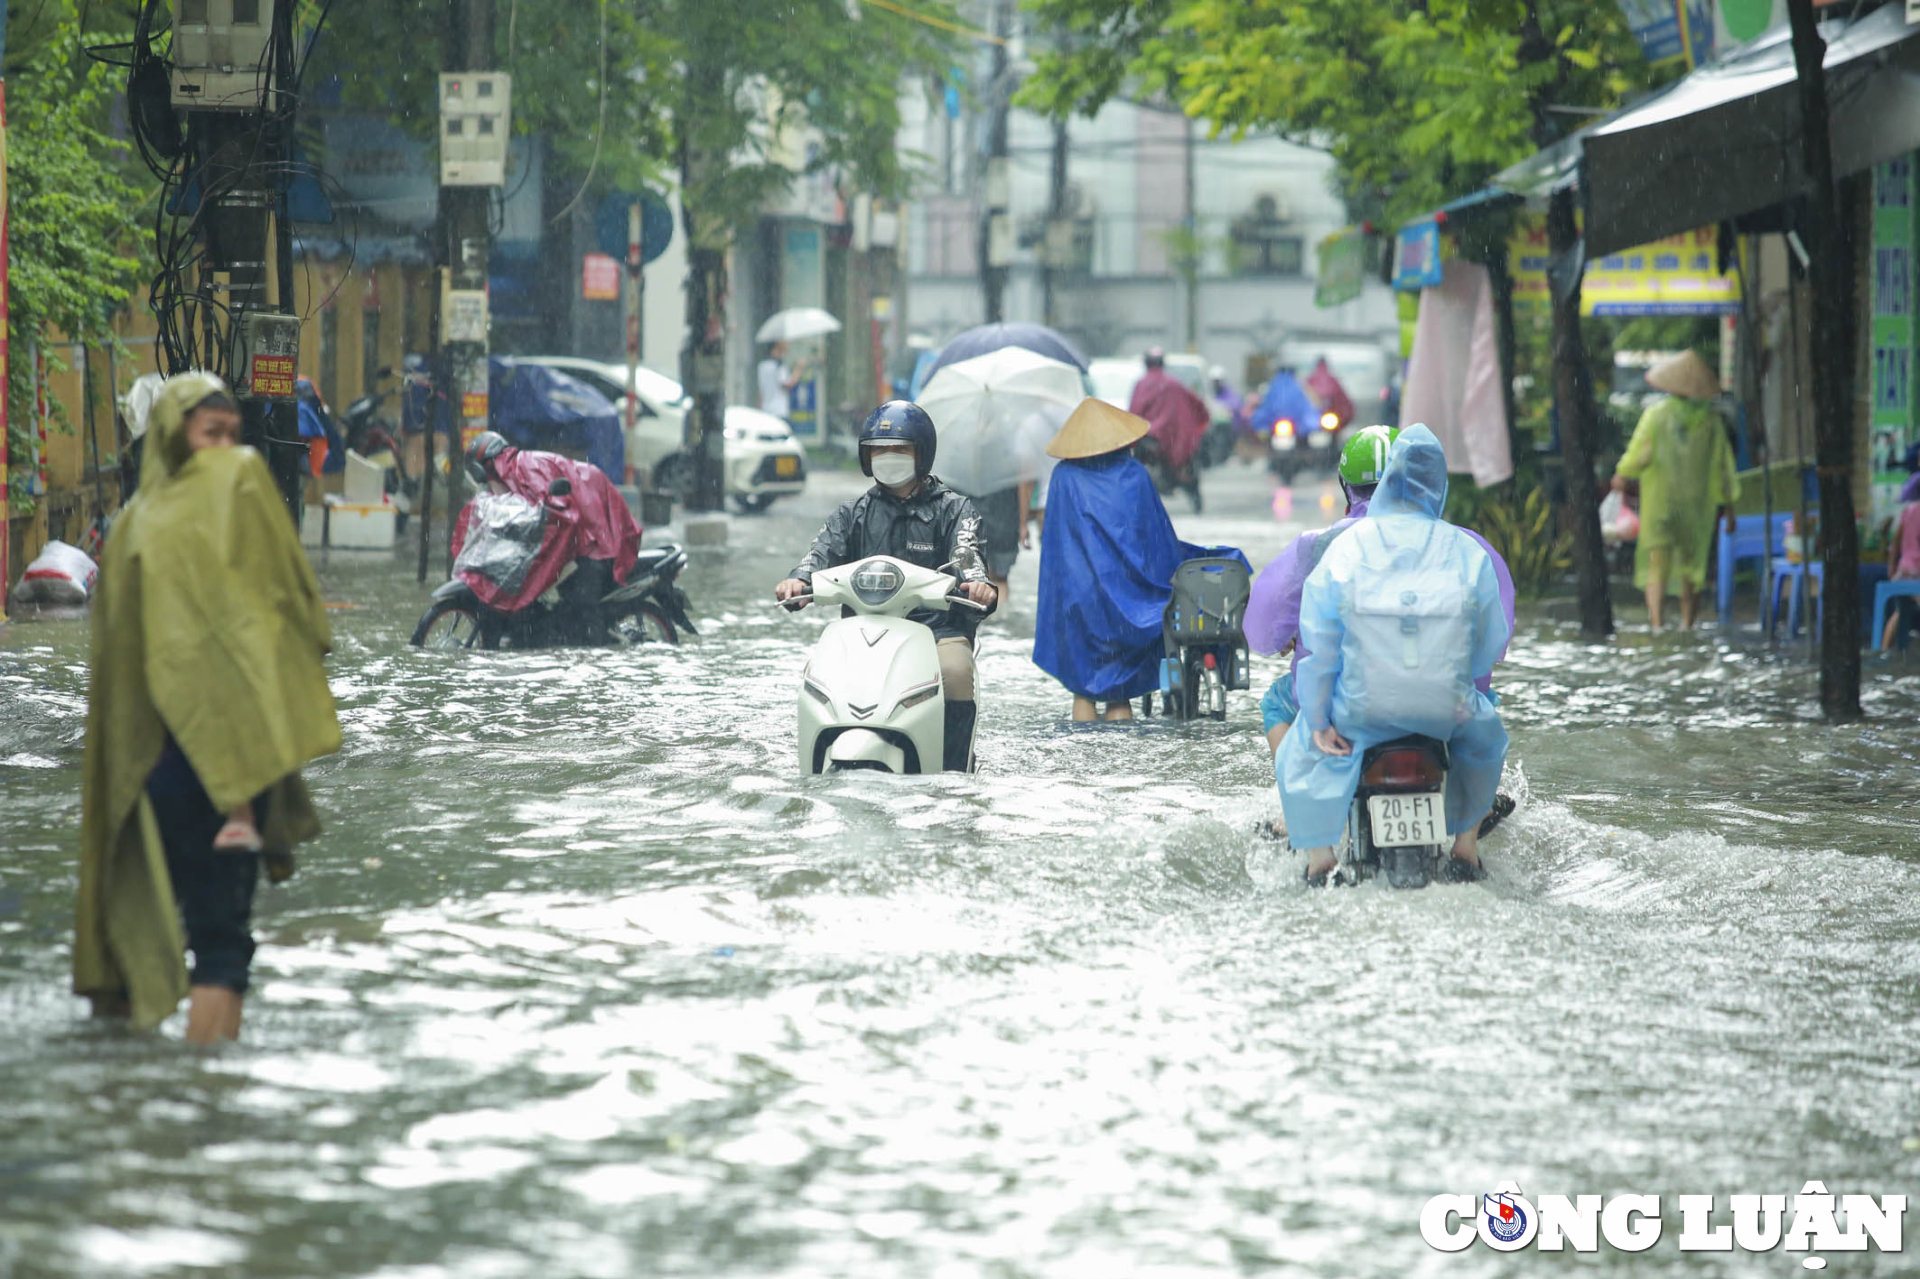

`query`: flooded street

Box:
[3,463,1917,1278]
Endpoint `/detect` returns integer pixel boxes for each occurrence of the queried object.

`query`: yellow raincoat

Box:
[1615,396,1740,593]
[73,376,341,1030]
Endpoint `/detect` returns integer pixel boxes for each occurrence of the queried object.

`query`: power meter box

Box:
[439,72,513,186]
[170,0,274,110]
[231,312,301,401]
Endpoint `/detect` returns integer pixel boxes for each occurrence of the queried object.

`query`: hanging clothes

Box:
[1399,260,1513,486]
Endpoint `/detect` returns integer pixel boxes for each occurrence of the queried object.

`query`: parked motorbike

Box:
[787,555,988,773]
[1144,556,1250,721]
[410,478,695,650]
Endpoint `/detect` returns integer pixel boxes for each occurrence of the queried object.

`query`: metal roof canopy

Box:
[1494,4,1920,259]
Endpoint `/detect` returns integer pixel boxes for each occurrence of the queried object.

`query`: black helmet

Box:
[464,430,509,485]
[1144,345,1166,369]
[858,400,937,478]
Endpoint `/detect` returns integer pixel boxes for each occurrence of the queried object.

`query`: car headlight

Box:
[723,424,745,442]
[850,559,904,606]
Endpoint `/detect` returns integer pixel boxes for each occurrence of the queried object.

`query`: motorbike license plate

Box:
[1367,793,1445,847]
[775,456,799,477]
[1308,431,1333,449]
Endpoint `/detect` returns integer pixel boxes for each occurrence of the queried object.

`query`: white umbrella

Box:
[916,347,1084,496]
[755,307,842,344]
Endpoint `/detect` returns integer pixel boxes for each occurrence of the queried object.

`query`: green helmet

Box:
[1338,425,1399,487]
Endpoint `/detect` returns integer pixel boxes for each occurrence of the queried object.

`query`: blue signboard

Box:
[1617,0,1714,67]
[594,190,675,265]
[1393,220,1444,292]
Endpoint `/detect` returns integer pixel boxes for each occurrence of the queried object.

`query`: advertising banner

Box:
[1315,228,1368,308]
[1509,221,1739,316]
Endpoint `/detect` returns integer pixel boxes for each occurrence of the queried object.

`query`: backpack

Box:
[1336,519,1475,734]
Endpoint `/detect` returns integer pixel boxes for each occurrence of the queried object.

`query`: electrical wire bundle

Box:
[90,0,341,379]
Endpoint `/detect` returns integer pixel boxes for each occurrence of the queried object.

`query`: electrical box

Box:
[230,311,301,401]
[169,0,274,110]
[439,72,513,187]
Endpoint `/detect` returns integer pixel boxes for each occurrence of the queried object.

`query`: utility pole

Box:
[1785,0,1861,719]
[1182,115,1197,352]
[680,21,729,518]
[432,0,503,573]
[1041,117,1068,329]
[978,0,1011,324]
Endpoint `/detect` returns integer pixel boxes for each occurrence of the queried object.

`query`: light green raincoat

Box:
[73,376,341,1030]
[1615,396,1740,593]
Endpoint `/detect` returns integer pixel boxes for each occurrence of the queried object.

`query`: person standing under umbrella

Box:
[758,340,809,423]
[1610,349,1739,630]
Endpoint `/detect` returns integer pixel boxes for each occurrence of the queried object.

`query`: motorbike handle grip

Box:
[946,593,989,612]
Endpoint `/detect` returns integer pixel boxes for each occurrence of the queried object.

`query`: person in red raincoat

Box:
[459,431,643,641]
[1127,347,1208,513]
[1305,356,1356,430]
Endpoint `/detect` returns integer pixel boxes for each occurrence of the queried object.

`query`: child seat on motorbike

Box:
[1163,557,1250,648]
[1336,521,1473,734]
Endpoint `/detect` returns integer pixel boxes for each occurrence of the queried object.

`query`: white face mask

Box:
[870,453,917,487]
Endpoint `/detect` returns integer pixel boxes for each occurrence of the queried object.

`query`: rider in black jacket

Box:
[776,401,994,770]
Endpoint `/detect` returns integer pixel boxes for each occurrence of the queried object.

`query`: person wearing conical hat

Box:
[1033,398,1247,721]
[1610,349,1739,630]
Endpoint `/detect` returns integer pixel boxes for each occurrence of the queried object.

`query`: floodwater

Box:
[2,463,1916,1278]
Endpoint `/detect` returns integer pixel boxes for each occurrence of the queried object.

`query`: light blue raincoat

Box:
[1276,426,1510,849]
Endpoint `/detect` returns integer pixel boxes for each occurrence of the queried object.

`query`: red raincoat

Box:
[452,446,643,612]
[1129,368,1210,471]
[1305,359,1355,426]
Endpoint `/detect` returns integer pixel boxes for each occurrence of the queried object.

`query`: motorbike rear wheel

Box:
[411,598,491,649]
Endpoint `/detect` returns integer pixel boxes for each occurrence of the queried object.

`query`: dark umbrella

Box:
[922,322,1090,385]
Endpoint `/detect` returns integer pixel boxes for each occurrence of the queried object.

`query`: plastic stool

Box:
[1872,578,1920,650]
[1716,513,1791,621]
[1767,558,1824,638]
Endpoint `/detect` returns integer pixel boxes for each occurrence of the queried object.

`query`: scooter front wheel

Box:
[411,598,491,649]
[609,602,678,645]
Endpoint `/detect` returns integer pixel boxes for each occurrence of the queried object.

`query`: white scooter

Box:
[787,555,987,774]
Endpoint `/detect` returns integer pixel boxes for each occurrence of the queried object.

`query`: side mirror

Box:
[547,477,573,498]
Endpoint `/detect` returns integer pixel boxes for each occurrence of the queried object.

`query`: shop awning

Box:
[1494,3,1920,258]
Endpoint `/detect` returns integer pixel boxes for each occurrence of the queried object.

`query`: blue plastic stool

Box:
[1767,558,1824,638]
[1716,513,1791,622]
[1872,578,1920,650]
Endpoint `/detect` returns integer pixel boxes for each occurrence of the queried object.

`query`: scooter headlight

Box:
[893,682,939,714]
[1320,412,1340,432]
[1277,418,1295,438]
[850,559,905,606]
[803,678,833,707]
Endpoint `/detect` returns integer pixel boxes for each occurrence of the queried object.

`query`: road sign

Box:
[595,191,673,265]
[582,252,620,300]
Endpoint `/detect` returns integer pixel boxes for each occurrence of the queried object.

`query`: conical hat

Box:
[1046,397,1150,460]
[1645,349,1720,400]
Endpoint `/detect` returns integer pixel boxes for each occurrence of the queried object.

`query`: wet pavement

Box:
[2,460,1917,1277]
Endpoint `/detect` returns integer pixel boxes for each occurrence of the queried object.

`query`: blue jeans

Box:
[1260,673,1299,734]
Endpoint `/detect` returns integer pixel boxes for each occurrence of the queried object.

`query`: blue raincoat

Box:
[1252,370,1318,436]
[1276,426,1509,849]
[1035,450,1247,701]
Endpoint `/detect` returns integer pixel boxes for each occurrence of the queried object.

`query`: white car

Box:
[521,356,807,513]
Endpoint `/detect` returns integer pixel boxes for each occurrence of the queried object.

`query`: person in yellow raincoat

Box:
[74,372,341,1043]
[1610,350,1739,630]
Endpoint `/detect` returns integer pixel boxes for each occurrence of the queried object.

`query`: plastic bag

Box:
[1599,490,1639,543]
[453,493,547,593]
[10,540,99,608]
